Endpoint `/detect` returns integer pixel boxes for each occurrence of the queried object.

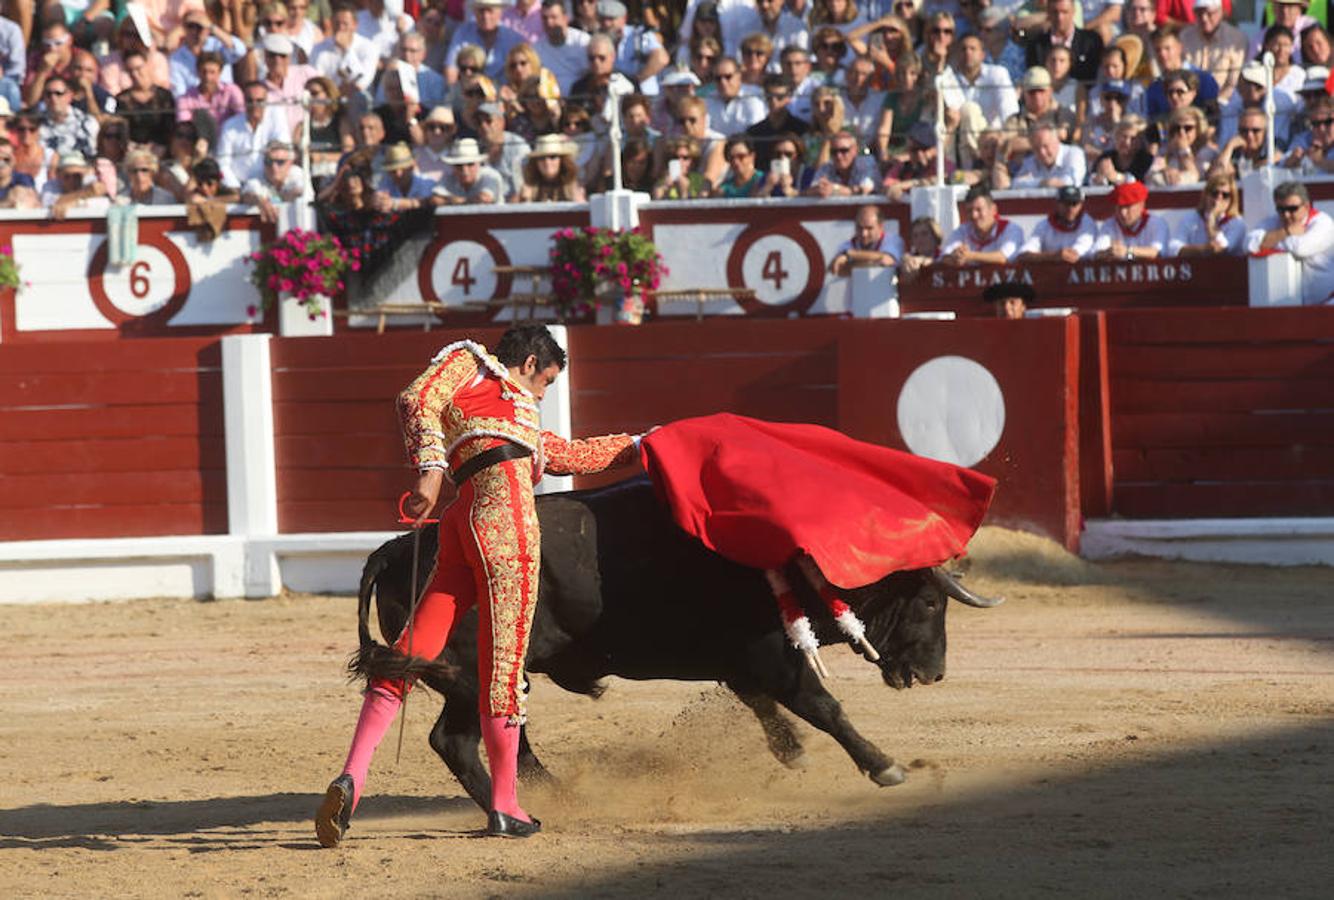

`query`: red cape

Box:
[640,414,996,589]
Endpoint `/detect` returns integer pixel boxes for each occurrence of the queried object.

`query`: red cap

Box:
[1111,181,1149,207]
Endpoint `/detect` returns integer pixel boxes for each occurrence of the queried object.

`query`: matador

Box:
[316,325,639,846]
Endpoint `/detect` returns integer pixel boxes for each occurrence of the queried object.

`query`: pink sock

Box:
[480,714,529,821]
[340,685,401,810]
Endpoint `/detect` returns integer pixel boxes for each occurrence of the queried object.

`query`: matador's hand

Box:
[406,469,455,524]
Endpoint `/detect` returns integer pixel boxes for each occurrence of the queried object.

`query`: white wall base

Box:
[0,532,401,603]
[1083,518,1334,567]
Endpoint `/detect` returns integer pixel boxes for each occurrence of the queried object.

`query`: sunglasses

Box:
[695,53,717,62]
[104,131,127,139]
[930,27,954,36]
[766,93,789,102]
[1169,123,1196,134]
[774,150,798,158]
[674,153,692,160]
[680,116,699,124]
[265,157,292,165]
[45,88,69,97]
[718,70,739,79]
[833,146,856,155]
[1238,126,1265,135]
[743,48,768,57]
[129,166,153,173]
[819,42,846,52]
[1277,204,1304,213]
[1312,117,1334,127]
[16,124,38,133]
[1208,190,1231,198]
[1167,88,1189,96]
[263,18,286,27]
[728,151,751,161]
[458,64,481,73]
[425,123,453,131]
[185,22,205,31]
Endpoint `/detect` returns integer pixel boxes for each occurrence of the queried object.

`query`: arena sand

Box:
[0,527,1331,898]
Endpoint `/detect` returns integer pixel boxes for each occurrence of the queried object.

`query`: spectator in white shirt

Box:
[1001,122,1087,187]
[242,140,313,222]
[310,3,380,94]
[750,0,811,73]
[955,32,1018,129]
[357,0,411,60]
[216,81,291,188]
[261,34,319,135]
[780,45,821,121]
[42,151,110,218]
[829,204,905,276]
[708,56,766,134]
[535,0,591,95]
[1019,185,1098,262]
[373,33,446,110]
[1246,180,1334,305]
[1095,180,1170,260]
[941,184,1024,265]
[1171,174,1247,257]
[841,55,886,145]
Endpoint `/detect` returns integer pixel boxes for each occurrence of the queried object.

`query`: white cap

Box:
[1240,61,1268,87]
[1303,65,1331,92]
[262,33,293,56]
[1192,0,1222,9]
[660,69,702,88]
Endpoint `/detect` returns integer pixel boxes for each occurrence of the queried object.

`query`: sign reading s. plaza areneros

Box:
[929,261,1196,290]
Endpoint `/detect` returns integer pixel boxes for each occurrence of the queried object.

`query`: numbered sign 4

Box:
[725,223,824,316]
[426,239,498,306]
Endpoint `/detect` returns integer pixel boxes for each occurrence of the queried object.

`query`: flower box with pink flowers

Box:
[548,225,667,325]
[246,228,361,335]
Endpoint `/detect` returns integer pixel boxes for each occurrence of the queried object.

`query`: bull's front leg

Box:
[516,724,553,783]
[774,663,907,787]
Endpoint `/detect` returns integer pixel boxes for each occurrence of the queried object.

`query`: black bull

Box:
[356,477,1001,809]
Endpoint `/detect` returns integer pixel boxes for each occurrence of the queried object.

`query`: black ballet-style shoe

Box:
[486,810,542,838]
[315,774,355,848]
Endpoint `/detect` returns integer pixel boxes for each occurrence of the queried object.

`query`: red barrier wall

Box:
[269,328,507,532]
[836,317,1082,548]
[1107,307,1334,517]
[0,337,227,539]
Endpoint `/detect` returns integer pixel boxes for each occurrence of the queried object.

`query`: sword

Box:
[394,492,437,765]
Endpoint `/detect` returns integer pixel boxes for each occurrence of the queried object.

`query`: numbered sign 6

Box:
[725,223,824,316]
[87,231,192,328]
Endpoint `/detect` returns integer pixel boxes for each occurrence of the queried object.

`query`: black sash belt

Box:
[450,442,533,487]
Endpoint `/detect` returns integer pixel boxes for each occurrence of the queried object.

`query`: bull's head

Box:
[856,568,1002,690]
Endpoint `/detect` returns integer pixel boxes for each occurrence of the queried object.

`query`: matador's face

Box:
[509,360,562,401]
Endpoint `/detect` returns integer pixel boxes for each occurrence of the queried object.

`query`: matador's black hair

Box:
[494,323,567,372]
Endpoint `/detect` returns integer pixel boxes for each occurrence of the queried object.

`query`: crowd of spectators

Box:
[0,0,1330,247]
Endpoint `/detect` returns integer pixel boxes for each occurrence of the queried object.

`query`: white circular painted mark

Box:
[100,246,177,317]
[429,240,497,306]
[896,355,1005,467]
[740,233,809,306]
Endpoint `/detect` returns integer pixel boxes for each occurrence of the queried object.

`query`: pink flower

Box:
[616,262,627,276]
[335,281,345,291]
[279,278,294,292]
[350,260,361,271]
[246,304,258,316]
[600,245,613,257]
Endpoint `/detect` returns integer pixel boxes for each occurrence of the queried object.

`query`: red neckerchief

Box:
[1047,211,1084,233]
[1115,212,1150,238]
[968,217,1010,250]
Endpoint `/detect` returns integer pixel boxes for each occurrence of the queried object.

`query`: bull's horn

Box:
[930,568,1005,608]
[804,648,830,680]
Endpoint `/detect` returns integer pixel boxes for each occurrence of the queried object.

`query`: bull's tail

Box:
[348,538,458,690]
[346,642,459,687]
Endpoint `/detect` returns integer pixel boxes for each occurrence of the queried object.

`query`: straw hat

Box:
[530,134,575,157]
[445,138,487,165]
[382,143,415,171]
[1114,33,1144,82]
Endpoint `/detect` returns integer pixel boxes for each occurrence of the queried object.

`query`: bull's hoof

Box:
[780,750,807,771]
[870,764,907,787]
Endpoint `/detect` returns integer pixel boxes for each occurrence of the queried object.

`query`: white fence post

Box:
[1242,168,1303,307]
[910,183,965,240]
[221,334,281,595]
[537,324,574,495]
[849,266,900,318]
[589,190,649,230]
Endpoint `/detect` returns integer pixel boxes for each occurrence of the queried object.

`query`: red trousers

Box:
[371,457,541,721]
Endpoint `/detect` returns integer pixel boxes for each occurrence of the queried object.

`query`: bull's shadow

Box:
[0,793,474,851]
[533,716,1334,898]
